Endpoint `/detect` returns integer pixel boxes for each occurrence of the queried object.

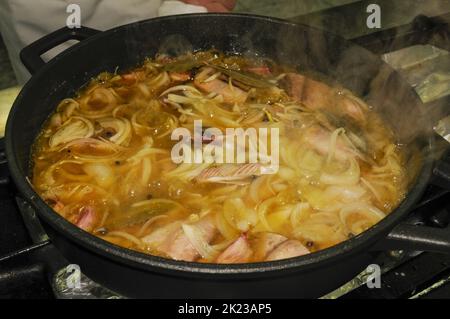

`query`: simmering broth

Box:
[31,51,406,263]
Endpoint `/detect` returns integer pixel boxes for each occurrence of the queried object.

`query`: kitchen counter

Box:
[0,86,20,137]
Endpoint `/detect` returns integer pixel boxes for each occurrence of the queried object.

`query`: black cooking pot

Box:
[5,13,450,298]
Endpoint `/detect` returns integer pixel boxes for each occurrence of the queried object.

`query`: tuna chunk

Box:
[196,163,262,184]
[284,73,333,109]
[194,67,248,104]
[216,235,253,263]
[76,206,96,231]
[142,216,217,261]
[265,240,310,261]
[252,232,288,260]
[303,125,361,161]
[285,73,366,124]
[169,72,191,82]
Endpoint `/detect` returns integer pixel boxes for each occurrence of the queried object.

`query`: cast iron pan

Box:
[5,14,450,298]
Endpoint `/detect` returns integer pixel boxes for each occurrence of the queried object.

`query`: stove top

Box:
[1,11,450,299]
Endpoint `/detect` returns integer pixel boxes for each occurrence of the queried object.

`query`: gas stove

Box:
[0,10,450,299]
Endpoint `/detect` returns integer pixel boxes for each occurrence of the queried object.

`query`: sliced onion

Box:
[83,162,115,188]
[320,157,360,185]
[160,85,201,97]
[203,72,222,83]
[215,210,239,240]
[130,198,184,210]
[137,215,168,237]
[182,223,219,260]
[290,203,311,228]
[126,147,167,165]
[56,98,79,122]
[223,198,258,232]
[77,87,118,119]
[326,128,345,164]
[96,117,132,146]
[42,160,85,186]
[49,116,94,148]
[60,138,125,161]
[323,184,367,202]
[339,203,385,234]
[43,182,118,205]
[131,108,178,138]
[360,177,382,202]
[147,71,170,90]
[257,197,277,232]
[140,157,152,186]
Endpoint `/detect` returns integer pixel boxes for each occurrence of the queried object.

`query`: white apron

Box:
[0,0,207,83]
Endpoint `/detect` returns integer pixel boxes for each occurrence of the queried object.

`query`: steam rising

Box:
[121,12,449,183]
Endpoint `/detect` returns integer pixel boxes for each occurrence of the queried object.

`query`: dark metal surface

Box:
[20,26,100,74]
[0,139,31,257]
[350,13,450,54]
[343,252,450,298]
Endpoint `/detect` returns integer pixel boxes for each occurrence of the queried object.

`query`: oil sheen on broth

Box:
[31,51,406,263]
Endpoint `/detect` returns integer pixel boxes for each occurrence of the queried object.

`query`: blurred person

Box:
[0,0,235,83]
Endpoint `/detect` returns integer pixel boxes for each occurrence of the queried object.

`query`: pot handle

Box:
[373,223,450,253]
[20,26,100,75]
[373,151,450,253]
[431,154,450,189]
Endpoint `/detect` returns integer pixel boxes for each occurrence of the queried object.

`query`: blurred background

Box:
[1,0,450,89]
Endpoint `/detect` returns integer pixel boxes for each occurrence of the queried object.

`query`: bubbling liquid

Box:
[32,51,406,263]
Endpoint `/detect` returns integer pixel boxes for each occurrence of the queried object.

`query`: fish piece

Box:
[284,73,306,101]
[337,95,367,124]
[246,66,271,76]
[76,206,96,231]
[62,137,124,155]
[252,232,288,260]
[216,235,253,263]
[196,163,262,184]
[120,70,146,86]
[167,228,200,261]
[142,216,217,261]
[170,216,217,261]
[49,117,94,148]
[284,73,334,109]
[169,72,191,82]
[194,68,248,104]
[265,239,310,261]
[142,221,181,249]
[302,77,335,110]
[303,126,360,161]
[285,73,367,124]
